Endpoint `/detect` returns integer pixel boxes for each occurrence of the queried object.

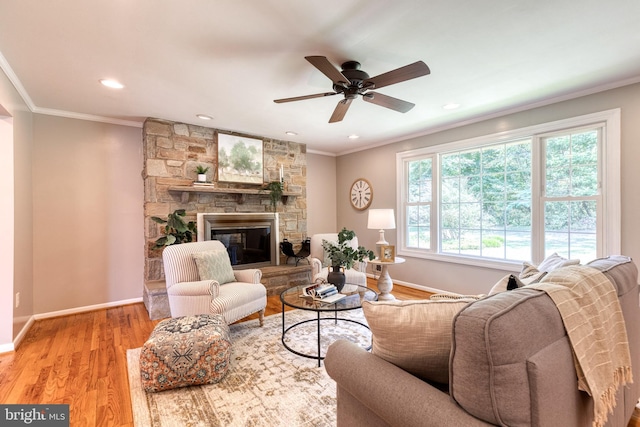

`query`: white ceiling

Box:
[1,0,639,155]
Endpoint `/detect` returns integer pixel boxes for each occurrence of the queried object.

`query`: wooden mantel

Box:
[168,185,300,204]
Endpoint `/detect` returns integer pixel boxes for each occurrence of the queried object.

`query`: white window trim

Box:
[396,109,621,272]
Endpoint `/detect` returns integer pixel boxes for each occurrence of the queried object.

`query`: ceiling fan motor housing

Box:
[333,61,371,97]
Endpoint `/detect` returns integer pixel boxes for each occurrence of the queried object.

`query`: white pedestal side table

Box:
[368,257,405,300]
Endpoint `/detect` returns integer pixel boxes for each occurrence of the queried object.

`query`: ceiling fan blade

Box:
[274,92,337,103]
[305,56,350,87]
[329,99,352,123]
[363,92,415,113]
[364,61,430,90]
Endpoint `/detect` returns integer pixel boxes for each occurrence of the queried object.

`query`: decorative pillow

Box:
[192,250,236,285]
[362,299,477,384]
[489,274,511,295]
[537,252,580,272]
[519,262,540,278]
[489,268,548,294]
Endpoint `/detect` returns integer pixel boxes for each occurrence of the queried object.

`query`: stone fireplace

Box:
[142,119,311,319]
[143,117,308,284]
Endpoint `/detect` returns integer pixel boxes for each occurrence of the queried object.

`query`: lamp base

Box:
[375,229,388,259]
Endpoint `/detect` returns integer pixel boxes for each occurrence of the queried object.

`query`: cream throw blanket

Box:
[529,266,633,427]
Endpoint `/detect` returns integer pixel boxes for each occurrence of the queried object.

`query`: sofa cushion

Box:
[362,299,476,384]
[192,249,236,285]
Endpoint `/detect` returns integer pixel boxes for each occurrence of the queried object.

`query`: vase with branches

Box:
[322,227,374,290]
[264,181,284,212]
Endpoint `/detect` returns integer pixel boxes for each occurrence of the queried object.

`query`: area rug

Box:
[127,309,371,427]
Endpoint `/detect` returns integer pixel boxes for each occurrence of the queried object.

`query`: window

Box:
[396,110,620,269]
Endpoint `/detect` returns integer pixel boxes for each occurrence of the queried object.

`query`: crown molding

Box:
[0,50,36,111]
[0,50,142,128]
[32,106,143,128]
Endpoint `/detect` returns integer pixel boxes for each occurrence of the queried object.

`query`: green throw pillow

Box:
[192,250,236,285]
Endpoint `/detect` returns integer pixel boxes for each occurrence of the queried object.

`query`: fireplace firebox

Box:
[197,213,280,268]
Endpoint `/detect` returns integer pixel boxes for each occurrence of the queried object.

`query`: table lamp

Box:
[367,209,396,258]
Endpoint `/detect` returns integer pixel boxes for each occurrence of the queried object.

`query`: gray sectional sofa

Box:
[325,257,640,427]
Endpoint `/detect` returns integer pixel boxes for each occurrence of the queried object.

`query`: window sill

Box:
[397,248,523,272]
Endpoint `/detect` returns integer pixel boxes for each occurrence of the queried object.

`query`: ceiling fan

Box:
[274,56,430,123]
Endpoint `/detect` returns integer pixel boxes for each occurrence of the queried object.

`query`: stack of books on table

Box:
[301,283,346,304]
[193,181,216,187]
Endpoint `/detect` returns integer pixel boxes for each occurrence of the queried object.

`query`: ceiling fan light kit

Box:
[274,56,430,123]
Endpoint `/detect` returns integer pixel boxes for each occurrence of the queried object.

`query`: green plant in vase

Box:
[194,165,210,182]
[264,181,284,212]
[151,209,197,248]
[322,227,375,291]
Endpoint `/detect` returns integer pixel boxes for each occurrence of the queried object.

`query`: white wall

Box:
[337,82,640,295]
[32,115,143,313]
[306,152,337,235]
[0,113,15,350]
[0,67,33,350]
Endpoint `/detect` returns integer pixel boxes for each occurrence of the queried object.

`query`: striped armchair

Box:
[162,240,266,326]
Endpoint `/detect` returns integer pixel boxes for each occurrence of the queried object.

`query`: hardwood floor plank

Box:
[0,283,637,427]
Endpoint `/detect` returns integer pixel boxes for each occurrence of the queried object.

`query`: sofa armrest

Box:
[166,280,219,298]
[233,268,262,284]
[325,340,491,427]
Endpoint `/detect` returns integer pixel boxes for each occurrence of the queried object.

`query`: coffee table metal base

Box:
[281,309,370,367]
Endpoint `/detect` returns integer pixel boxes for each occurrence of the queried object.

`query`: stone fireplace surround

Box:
[142,118,310,319]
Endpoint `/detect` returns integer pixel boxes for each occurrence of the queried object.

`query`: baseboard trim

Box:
[0,342,14,353]
[365,273,453,295]
[0,297,144,353]
[33,297,143,320]
[13,315,36,349]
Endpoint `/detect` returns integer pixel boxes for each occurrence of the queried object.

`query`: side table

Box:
[368,257,405,300]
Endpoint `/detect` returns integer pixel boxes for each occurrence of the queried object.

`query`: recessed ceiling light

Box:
[443,103,460,110]
[348,134,360,140]
[99,79,124,89]
[285,131,298,136]
[196,114,213,120]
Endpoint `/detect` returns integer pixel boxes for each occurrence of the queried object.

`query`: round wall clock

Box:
[350,178,373,210]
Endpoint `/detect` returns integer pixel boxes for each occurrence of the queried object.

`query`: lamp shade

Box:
[367,209,396,230]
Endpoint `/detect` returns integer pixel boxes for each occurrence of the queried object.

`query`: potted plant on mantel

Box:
[151,209,197,248]
[264,181,284,212]
[322,227,375,291]
[194,165,210,182]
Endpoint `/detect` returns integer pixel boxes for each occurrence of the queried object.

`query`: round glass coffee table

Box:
[280,284,377,366]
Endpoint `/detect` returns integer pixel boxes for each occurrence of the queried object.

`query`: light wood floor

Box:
[1,279,638,426]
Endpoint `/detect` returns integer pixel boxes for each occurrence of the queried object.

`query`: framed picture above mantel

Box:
[217,133,264,185]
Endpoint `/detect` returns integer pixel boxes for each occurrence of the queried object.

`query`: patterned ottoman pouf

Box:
[140,314,231,392]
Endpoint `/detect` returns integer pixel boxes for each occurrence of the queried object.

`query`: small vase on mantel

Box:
[197,174,207,182]
[327,266,346,292]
